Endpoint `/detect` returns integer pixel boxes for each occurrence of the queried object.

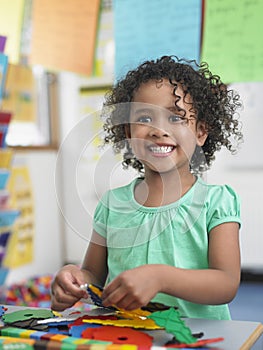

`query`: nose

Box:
[148,124,170,138]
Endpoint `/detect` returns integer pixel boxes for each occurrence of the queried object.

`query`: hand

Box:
[101,265,161,310]
[50,264,89,311]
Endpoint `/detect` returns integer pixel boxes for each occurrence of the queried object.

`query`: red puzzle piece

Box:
[82,325,153,346]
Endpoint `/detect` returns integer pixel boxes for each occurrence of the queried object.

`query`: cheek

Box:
[129,125,148,144]
[175,128,198,155]
[130,138,147,155]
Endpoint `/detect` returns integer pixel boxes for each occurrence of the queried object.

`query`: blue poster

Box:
[113,0,202,79]
[0,53,8,103]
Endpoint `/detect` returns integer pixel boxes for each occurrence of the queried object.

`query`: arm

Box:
[81,229,108,287]
[102,222,240,310]
[51,230,108,311]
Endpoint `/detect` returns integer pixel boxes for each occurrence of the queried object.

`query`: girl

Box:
[51,56,243,320]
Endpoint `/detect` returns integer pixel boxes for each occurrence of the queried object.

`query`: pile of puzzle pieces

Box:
[1,274,53,307]
[0,274,90,310]
[0,284,224,349]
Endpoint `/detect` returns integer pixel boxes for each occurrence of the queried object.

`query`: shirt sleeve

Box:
[207,185,241,233]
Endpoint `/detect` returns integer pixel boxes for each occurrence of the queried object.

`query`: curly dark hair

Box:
[102,55,243,174]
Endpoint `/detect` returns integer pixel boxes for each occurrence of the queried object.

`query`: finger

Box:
[114,296,140,311]
[51,288,78,311]
[51,282,81,306]
[69,272,87,289]
[123,300,143,311]
[51,299,76,312]
[51,293,79,311]
[59,279,86,299]
[101,279,119,299]
[102,286,127,307]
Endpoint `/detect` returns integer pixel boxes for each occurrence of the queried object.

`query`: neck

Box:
[135,169,196,207]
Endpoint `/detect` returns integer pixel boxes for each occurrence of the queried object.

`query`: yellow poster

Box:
[0,0,25,64]
[1,64,37,122]
[4,166,34,268]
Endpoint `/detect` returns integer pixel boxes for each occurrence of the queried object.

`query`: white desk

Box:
[145,318,263,349]
[185,318,263,349]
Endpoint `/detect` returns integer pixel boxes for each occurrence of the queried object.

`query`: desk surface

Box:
[146,318,263,350]
[185,318,263,350]
[1,305,263,350]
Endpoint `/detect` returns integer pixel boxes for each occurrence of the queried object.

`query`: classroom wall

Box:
[5,150,64,285]
[207,82,263,272]
[56,72,144,263]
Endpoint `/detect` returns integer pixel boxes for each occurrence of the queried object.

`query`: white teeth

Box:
[149,146,173,154]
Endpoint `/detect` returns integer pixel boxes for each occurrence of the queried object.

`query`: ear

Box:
[125,124,131,139]
[196,121,208,146]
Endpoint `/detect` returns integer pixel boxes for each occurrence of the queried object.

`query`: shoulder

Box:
[200,180,240,204]
[197,179,241,231]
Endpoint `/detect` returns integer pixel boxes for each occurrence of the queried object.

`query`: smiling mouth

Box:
[148,145,175,154]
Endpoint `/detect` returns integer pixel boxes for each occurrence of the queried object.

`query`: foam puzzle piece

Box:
[148,308,196,344]
[6,319,49,331]
[0,337,34,349]
[82,284,163,329]
[86,284,170,315]
[86,284,116,310]
[70,324,100,338]
[2,309,54,324]
[142,301,175,312]
[83,316,160,329]
[82,325,153,346]
[0,326,109,345]
[165,336,225,348]
[116,308,151,319]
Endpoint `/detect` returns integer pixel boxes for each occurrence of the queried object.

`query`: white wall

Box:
[6,150,64,285]
[207,151,263,271]
[57,71,135,264]
[207,82,263,271]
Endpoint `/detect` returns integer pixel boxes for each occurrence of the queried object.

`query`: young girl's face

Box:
[128,79,207,175]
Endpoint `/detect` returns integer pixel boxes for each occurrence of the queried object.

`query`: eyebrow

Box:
[167,106,184,113]
[132,106,183,114]
[130,108,155,116]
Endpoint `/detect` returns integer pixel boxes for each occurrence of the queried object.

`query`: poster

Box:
[201,0,263,83]
[0,53,8,104]
[4,166,34,268]
[1,64,36,122]
[113,0,202,79]
[30,0,101,75]
[0,0,25,64]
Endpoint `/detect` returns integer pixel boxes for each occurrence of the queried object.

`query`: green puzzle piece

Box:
[2,308,54,324]
[148,308,197,344]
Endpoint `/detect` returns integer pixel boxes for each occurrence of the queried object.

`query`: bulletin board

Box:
[0,0,59,148]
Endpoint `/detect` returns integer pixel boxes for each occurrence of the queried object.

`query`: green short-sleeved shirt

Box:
[93,177,241,320]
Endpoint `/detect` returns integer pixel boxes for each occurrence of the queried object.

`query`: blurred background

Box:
[0,0,262,322]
